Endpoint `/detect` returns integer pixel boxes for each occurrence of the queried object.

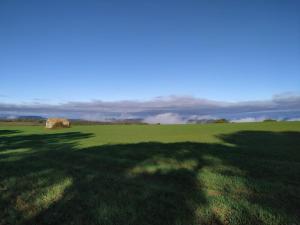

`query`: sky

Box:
[0,0,300,122]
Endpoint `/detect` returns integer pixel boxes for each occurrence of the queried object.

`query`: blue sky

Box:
[1,0,299,104]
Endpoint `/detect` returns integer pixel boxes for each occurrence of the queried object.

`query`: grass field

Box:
[1,122,300,225]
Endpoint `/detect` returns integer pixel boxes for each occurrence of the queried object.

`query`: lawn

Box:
[0,122,300,225]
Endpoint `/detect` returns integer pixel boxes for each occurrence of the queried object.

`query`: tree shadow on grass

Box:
[0,129,21,136]
[0,131,93,152]
[0,129,300,225]
[218,131,300,223]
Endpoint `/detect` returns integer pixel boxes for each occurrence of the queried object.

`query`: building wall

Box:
[45,119,70,128]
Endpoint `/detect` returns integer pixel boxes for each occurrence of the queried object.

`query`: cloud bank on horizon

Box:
[0,93,300,124]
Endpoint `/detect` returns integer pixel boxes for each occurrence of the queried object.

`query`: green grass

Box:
[0,122,300,225]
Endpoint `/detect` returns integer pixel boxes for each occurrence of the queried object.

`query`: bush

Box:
[214,119,229,123]
[263,119,277,122]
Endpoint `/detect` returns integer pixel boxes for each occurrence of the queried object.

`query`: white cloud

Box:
[286,118,300,121]
[81,114,109,122]
[230,117,267,123]
[0,93,299,122]
[6,115,17,119]
[143,113,185,124]
[188,115,218,120]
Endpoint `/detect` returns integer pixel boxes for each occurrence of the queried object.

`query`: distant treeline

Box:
[187,118,229,124]
[0,118,45,126]
[187,118,279,124]
[0,118,45,123]
[70,119,147,125]
[0,118,147,125]
[0,118,281,125]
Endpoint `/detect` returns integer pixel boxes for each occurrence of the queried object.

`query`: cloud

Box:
[230,117,267,123]
[143,113,185,124]
[286,118,300,121]
[0,93,299,123]
[187,115,218,120]
[6,115,18,120]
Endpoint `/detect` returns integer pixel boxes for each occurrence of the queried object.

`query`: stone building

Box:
[45,118,70,128]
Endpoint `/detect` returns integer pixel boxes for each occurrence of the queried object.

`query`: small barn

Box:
[45,118,70,128]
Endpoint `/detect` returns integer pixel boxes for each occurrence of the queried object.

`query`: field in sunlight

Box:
[1,122,300,225]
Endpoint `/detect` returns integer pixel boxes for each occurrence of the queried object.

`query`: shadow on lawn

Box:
[0,129,20,136]
[0,129,300,225]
